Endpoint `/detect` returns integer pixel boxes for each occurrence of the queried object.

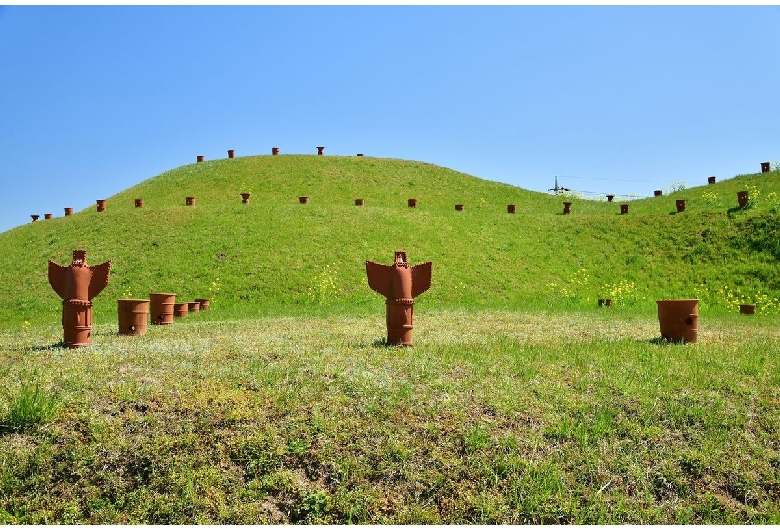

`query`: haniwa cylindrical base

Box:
[386,298,414,346]
[62,300,93,348]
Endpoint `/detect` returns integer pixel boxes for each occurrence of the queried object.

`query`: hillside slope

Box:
[1,155,779,325]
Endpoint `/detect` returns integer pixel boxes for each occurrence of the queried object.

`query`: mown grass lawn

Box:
[1,308,778,523]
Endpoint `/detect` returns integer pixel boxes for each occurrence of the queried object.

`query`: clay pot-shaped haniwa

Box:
[117,299,150,336]
[737,190,749,208]
[356,153,364,157]
[272,147,279,155]
[507,204,516,214]
[197,155,204,163]
[241,193,251,204]
[64,207,74,216]
[317,146,325,155]
[96,199,106,212]
[740,303,756,315]
[620,204,629,215]
[186,196,196,206]
[299,196,309,204]
[657,299,699,343]
[455,204,465,211]
[355,198,364,206]
[62,300,93,348]
[606,195,614,202]
[135,199,144,208]
[563,202,572,214]
[30,214,39,222]
[408,198,417,208]
[174,302,189,318]
[194,298,210,310]
[227,149,235,159]
[654,190,662,197]
[44,213,52,220]
[708,176,716,185]
[676,199,686,213]
[150,293,175,325]
[187,301,200,313]
[761,162,770,173]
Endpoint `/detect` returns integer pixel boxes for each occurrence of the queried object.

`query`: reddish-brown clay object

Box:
[197,155,204,163]
[64,207,73,216]
[355,198,364,206]
[194,298,210,310]
[174,302,189,318]
[507,204,516,214]
[654,190,662,197]
[620,204,629,215]
[299,196,309,204]
[48,250,111,348]
[598,299,613,307]
[117,299,149,336]
[241,193,251,204]
[408,199,417,208]
[366,251,432,346]
[737,190,749,208]
[606,195,614,202]
[150,293,176,325]
[657,299,698,343]
[676,199,686,212]
[708,176,716,184]
[44,213,52,220]
[740,303,756,315]
[563,202,572,214]
[96,199,106,212]
[455,204,464,211]
[187,301,200,313]
[317,146,325,155]
[272,147,279,155]
[31,215,39,222]
[135,199,144,208]
[186,196,196,206]
[228,149,235,158]
[761,162,770,173]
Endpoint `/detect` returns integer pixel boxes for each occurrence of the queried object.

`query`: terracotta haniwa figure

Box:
[48,250,111,348]
[366,251,432,346]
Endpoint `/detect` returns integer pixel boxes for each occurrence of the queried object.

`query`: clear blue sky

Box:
[1,5,778,233]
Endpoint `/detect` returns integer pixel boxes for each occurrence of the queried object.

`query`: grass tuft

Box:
[1,379,59,432]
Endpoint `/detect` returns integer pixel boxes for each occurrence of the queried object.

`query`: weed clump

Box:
[1,380,59,432]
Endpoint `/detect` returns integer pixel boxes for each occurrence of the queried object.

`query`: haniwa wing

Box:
[88,260,112,299]
[48,260,68,299]
[411,261,432,298]
[365,260,392,298]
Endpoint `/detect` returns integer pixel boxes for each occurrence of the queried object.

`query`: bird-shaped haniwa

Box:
[366,251,432,346]
[48,249,111,348]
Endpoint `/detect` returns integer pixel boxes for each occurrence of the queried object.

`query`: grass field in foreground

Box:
[1,308,778,523]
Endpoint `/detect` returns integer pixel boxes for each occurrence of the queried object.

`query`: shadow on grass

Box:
[3,341,69,353]
[30,341,68,351]
[371,338,413,348]
[726,205,749,217]
[648,336,695,346]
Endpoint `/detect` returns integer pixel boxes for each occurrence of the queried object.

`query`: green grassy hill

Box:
[2,154,779,325]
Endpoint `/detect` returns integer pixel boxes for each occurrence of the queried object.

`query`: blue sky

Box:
[1,5,778,233]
